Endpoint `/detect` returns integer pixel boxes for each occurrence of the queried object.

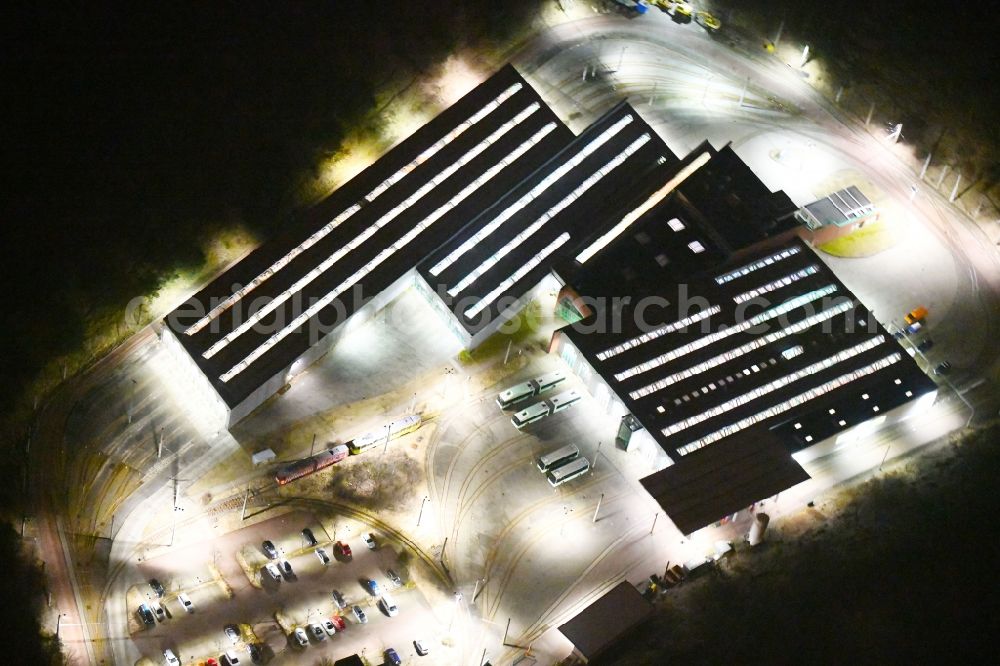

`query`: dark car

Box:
[137,603,156,627]
[386,569,403,587]
[934,361,952,375]
[302,528,317,546]
[384,648,402,665]
[149,578,165,597]
[332,589,347,609]
[246,643,262,663]
[224,624,241,644]
[262,540,278,559]
[917,338,934,352]
[363,578,382,596]
[414,639,430,656]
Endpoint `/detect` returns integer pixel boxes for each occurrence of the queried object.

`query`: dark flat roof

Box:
[418,102,680,335]
[558,581,654,660]
[165,65,572,408]
[640,429,810,535]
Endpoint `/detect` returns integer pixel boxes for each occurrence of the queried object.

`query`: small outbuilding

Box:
[558,580,655,663]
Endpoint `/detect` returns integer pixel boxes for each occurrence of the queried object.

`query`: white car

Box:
[178,593,194,613]
[293,627,309,647]
[379,592,399,617]
[363,532,377,549]
[152,602,166,621]
[264,562,282,581]
[163,649,180,665]
[309,622,326,642]
[315,548,330,565]
[322,618,337,636]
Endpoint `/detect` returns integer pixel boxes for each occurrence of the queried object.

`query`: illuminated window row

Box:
[448,133,650,298]
[629,300,853,400]
[203,102,543,360]
[428,114,635,277]
[614,285,839,382]
[596,306,721,361]
[732,265,819,304]
[576,150,713,264]
[364,82,523,203]
[463,232,571,319]
[661,335,886,438]
[714,246,802,285]
[675,353,901,456]
[184,83,523,337]
[219,122,557,382]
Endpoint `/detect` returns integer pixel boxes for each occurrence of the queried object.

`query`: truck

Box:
[904,306,928,326]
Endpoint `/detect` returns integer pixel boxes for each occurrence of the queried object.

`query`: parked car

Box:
[224,624,241,644]
[363,533,377,550]
[364,578,382,596]
[934,361,952,375]
[220,651,241,666]
[292,627,309,647]
[152,602,166,621]
[386,569,403,587]
[330,615,347,631]
[302,528,317,547]
[246,643,262,663]
[414,639,430,656]
[334,541,352,560]
[309,623,326,641]
[384,648,402,666]
[379,592,399,617]
[917,338,934,352]
[178,593,194,613]
[149,578,165,597]
[332,589,347,609]
[352,605,368,624]
[322,618,337,636]
[261,540,278,559]
[280,560,293,576]
[163,648,181,665]
[315,548,330,565]
[138,603,156,626]
[264,562,282,581]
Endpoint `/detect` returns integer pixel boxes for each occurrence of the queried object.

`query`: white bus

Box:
[536,444,580,473]
[546,456,590,487]
[496,371,566,409]
[511,389,581,429]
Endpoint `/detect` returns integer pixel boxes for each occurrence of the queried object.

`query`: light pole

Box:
[417,496,429,527]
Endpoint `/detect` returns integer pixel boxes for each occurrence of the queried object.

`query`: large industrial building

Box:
[162,64,937,533]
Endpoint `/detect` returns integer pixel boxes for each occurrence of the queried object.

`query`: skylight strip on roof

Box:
[428,114,635,278]
[660,335,886,439]
[595,306,721,362]
[675,353,901,456]
[183,82,523,337]
[629,300,853,400]
[447,133,650,298]
[463,231,571,319]
[575,150,712,264]
[219,121,557,383]
[203,101,542,360]
[613,285,839,382]
[732,265,819,304]
[714,246,801,285]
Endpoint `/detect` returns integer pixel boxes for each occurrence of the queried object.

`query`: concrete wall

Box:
[227,269,419,427]
[159,326,230,431]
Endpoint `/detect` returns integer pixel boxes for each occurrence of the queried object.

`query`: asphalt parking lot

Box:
[133,510,446,665]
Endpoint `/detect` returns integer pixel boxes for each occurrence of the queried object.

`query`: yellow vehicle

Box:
[673,1,693,17]
[695,11,721,31]
[650,0,673,11]
[904,306,928,326]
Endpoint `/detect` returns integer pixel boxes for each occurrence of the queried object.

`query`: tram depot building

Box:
[164,65,937,534]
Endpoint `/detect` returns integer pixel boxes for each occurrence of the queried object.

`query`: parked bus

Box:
[511,389,581,429]
[536,444,580,473]
[547,456,590,487]
[496,371,566,409]
[275,444,349,485]
[348,414,422,455]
